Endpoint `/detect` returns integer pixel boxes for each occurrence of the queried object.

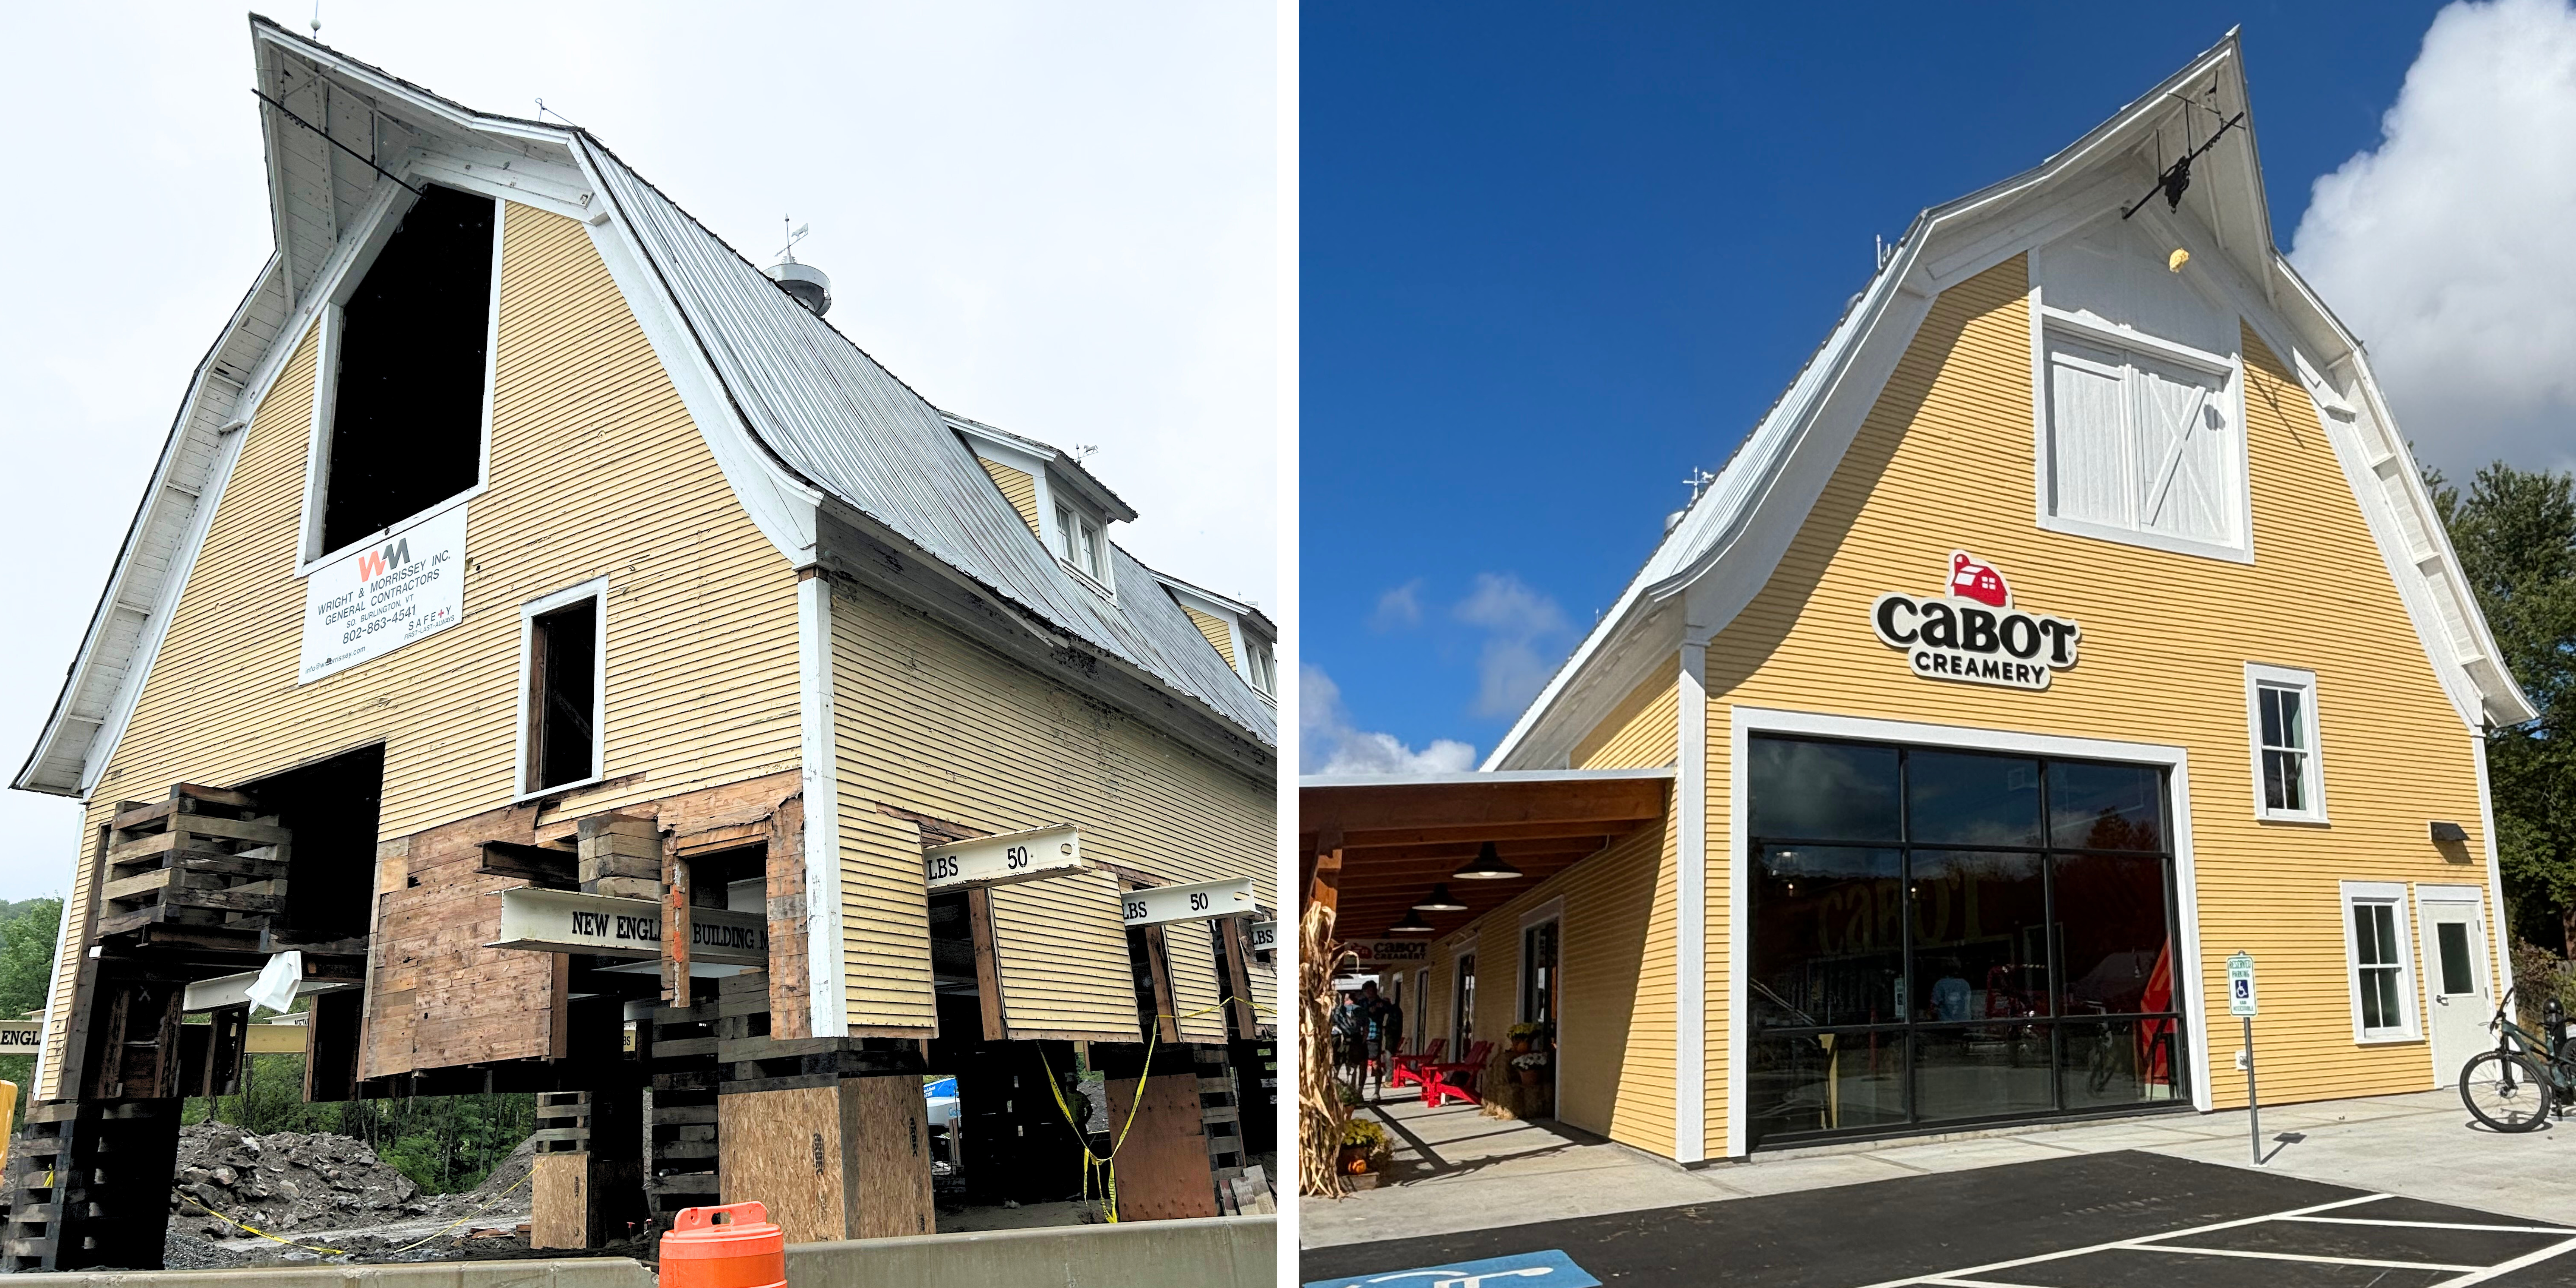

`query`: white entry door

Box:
[2418,890,2492,1083]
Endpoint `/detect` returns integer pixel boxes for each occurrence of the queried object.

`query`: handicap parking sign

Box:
[1304,1249,1603,1288]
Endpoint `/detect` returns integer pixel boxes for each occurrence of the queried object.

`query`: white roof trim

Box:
[1486,31,2530,769]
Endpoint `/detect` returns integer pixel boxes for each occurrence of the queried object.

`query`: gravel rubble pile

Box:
[167,1122,425,1236]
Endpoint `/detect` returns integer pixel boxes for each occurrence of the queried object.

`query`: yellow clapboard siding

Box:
[828,581,1272,1042]
[977,457,1043,539]
[1165,918,1230,1042]
[1573,662,1679,771]
[1182,606,1238,668]
[41,204,804,1099]
[1688,255,2489,1155]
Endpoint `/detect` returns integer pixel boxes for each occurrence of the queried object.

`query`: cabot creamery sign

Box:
[1872,552,2081,692]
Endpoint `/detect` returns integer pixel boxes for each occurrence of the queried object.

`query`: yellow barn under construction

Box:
[12,18,1277,1269]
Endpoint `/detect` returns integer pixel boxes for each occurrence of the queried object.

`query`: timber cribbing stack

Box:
[100,783,288,943]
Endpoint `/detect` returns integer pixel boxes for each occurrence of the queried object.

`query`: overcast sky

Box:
[0,3,1277,899]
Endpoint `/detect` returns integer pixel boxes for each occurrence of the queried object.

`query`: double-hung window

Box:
[2039,311,2245,560]
[1054,502,1107,584]
[2244,664,2325,821]
[2340,883,2417,1042]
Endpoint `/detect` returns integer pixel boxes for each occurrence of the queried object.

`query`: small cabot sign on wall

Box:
[1871,552,2081,691]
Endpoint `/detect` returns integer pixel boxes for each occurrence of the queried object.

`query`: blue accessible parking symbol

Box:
[1303,1250,1603,1288]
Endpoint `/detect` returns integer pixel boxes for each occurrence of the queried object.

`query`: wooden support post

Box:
[965,887,1006,1041]
[1218,917,1258,1038]
[303,988,362,1103]
[665,842,692,1004]
[716,1076,934,1244]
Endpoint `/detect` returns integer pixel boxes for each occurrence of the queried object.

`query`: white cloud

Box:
[1453,573,1572,719]
[0,3,1273,900]
[1301,666,1477,776]
[1370,579,1424,631]
[2289,0,2576,475]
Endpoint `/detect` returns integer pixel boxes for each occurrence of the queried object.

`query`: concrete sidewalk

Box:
[1302,1087,2576,1248]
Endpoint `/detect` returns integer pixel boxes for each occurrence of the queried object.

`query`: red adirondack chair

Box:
[1419,1039,1493,1107]
[1386,1037,1448,1090]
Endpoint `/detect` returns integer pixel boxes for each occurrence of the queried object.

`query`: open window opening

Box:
[521,586,603,795]
[314,183,498,558]
[238,742,385,946]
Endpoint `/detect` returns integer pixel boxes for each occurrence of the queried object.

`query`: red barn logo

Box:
[1872,553,2080,691]
[1949,552,2010,607]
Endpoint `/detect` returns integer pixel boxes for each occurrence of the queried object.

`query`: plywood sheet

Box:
[719,1084,845,1245]
[845,1075,935,1239]
[1105,1072,1216,1221]
[530,1153,588,1250]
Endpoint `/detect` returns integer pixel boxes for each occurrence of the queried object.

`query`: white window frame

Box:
[1050,498,1115,596]
[514,575,610,801]
[2029,300,2252,565]
[2339,881,2421,1044]
[1244,635,1277,698]
[1449,941,1478,1054]
[2244,663,2327,824]
[297,190,506,576]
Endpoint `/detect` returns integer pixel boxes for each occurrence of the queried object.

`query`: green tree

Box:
[2430,463,2576,952]
[0,897,65,1110]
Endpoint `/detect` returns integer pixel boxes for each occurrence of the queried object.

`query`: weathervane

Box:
[777,218,811,264]
[1683,468,1717,503]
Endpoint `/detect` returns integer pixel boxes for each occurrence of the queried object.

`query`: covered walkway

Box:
[1296,769,1672,1194]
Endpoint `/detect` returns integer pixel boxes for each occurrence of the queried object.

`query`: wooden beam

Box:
[1301,777,1669,834]
[965,887,1007,1042]
[477,841,577,888]
[1218,917,1257,1036]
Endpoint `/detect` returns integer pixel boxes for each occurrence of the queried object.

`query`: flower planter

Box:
[1516,1068,1543,1087]
[1338,1145,1373,1175]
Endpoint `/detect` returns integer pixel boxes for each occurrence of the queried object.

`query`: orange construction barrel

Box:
[661,1202,786,1288]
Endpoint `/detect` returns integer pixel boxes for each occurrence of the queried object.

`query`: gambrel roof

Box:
[1488,30,2535,770]
[17,14,1272,796]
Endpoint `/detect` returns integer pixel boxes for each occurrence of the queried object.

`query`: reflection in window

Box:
[1746,735,2184,1147]
[1906,752,2041,847]
[1748,739,1899,842]
[1749,846,1903,1029]
[1909,850,2049,1021]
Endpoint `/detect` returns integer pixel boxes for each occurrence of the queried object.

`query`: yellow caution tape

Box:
[169,1187,348,1256]
[1035,994,1272,1225]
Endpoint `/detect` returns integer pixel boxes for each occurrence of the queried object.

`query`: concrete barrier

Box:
[785,1215,1277,1288]
[26,1259,652,1287]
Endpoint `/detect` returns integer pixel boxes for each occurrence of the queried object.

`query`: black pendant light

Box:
[1450,840,1524,881]
[1412,883,1468,912]
[1386,908,1436,934]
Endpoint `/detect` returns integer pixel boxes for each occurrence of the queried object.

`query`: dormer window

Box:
[1055,502,1109,586]
[1244,636,1276,698]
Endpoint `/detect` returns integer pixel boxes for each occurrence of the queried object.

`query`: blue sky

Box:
[1300,0,2576,772]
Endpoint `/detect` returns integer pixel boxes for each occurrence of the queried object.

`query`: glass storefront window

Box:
[1746,734,2187,1147]
[1746,1030,1909,1140]
[1750,845,1904,1028]
[1909,849,2051,1021]
[1749,739,1900,842]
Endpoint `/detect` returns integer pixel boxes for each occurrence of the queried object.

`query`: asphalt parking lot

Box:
[1297,1151,2576,1287]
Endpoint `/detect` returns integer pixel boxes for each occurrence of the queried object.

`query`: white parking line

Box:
[2433,1234,2576,1286]
[1848,1193,2391,1288]
[2124,1243,2479,1272]
[1865,1191,2576,1288]
[2282,1216,2574,1235]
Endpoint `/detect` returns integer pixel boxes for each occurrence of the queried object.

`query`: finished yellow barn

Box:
[1303,32,2529,1167]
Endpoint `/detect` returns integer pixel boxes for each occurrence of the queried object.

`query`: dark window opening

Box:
[239,742,385,943]
[1453,952,1477,1052]
[1745,735,2187,1149]
[526,598,599,791]
[320,183,495,555]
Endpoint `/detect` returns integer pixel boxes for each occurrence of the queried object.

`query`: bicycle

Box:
[2458,988,2576,1132]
